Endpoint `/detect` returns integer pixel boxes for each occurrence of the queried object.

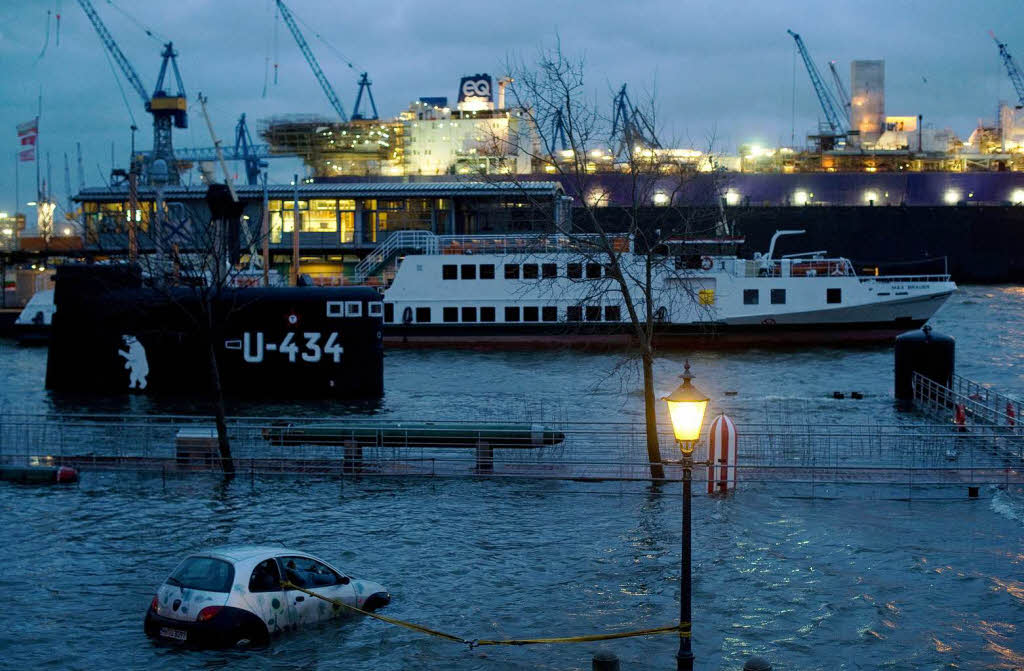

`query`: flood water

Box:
[0,285,1022,669]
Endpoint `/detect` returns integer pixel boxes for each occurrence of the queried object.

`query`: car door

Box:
[277,555,356,626]
[245,558,290,634]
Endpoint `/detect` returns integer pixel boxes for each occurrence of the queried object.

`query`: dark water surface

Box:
[0,285,1023,669]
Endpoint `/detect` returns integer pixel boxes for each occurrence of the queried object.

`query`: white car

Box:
[144,545,390,647]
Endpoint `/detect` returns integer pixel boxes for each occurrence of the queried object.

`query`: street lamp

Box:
[663,360,709,671]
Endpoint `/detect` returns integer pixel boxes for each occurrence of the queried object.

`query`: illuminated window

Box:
[698,289,715,306]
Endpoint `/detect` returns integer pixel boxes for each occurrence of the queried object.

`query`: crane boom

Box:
[76,0,149,103]
[787,29,847,134]
[828,60,851,123]
[275,0,348,123]
[991,31,1024,106]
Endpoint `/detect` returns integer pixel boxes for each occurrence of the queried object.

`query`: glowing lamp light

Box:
[793,190,809,206]
[62,227,72,236]
[663,361,709,449]
[864,190,878,203]
[943,189,960,205]
[653,192,670,206]
[724,189,740,206]
[1011,189,1024,204]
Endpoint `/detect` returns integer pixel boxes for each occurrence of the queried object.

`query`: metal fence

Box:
[1,412,1022,490]
[913,371,1023,430]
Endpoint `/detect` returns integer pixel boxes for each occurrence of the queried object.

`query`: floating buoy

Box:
[706,414,737,495]
[1007,402,1016,428]
[954,403,967,431]
[0,465,78,484]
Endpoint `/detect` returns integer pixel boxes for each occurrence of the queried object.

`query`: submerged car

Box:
[144,545,390,647]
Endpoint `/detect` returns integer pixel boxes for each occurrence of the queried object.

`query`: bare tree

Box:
[484,41,726,479]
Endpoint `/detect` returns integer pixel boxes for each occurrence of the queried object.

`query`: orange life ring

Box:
[700,256,714,271]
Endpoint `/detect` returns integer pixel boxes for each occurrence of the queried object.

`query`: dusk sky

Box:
[2,0,1023,220]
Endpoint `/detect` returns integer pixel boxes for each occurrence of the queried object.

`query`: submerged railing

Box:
[1,412,1021,491]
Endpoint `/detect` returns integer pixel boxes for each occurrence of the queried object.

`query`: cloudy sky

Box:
[2,0,1023,219]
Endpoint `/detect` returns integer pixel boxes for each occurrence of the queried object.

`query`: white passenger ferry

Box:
[372,229,955,347]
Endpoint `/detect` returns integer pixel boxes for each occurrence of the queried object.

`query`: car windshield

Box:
[168,556,235,593]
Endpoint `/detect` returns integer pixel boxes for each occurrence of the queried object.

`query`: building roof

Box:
[75,181,564,202]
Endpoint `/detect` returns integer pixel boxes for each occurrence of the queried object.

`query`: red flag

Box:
[19,148,35,162]
[17,119,38,137]
[20,134,36,146]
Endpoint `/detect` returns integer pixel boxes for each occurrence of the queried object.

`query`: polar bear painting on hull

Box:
[118,334,149,390]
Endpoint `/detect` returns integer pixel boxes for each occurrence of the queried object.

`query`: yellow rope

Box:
[281,581,680,648]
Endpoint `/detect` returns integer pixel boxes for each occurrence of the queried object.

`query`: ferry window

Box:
[567,306,583,321]
[504,306,520,322]
[743,289,759,305]
[461,307,477,322]
[586,263,602,279]
[523,264,539,279]
[698,289,715,306]
[586,305,602,321]
[480,264,495,279]
[443,307,458,323]
[771,289,786,305]
[442,264,457,280]
[605,305,621,321]
[567,263,582,279]
[461,265,476,280]
[504,264,519,280]
[415,307,431,322]
[481,307,496,322]
[542,263,557,278]
[523,306,539,322]
[384,303,394,323]
[827,288,842,304]
[542,306,558,322]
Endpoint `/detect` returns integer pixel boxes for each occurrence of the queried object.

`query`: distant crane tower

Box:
[551,108,569,152]
[787,29,847,141]
[76,0,187,184]
[275,0,349,122]
[610,84,660,158]
[828,60,852,123]
[351,72,379,120]
[233,114,262,185]
[991,31,1024,106]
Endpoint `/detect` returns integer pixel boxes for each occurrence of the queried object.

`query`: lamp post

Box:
[664,360,709,671]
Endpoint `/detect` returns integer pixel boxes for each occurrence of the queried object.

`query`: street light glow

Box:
[793,190,809,206]
[943,189,960,205]
[1012,189,1024,204]
[663,361,709,445]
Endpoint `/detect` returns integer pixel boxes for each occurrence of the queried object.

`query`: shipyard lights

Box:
[864,190,879,204]
[653,192,670,206]
[793,190,809,206]
[1012,189,1024,205]
[724,189,740,206]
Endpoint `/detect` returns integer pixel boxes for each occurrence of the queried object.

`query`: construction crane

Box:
[275,0,348,123]
[351,72,379,120]
[233,114,263,185]
[77,0,187,184]
[787,29,847,138]
[828,60,852,123]
[991,31,1024,106]
[551,108,569,152]
[610,84,660,158]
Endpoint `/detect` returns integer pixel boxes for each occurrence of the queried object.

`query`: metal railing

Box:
[2,413,1021,490]
[913,371,1023,432]
[353,230,439,283]
[860,274,952,283]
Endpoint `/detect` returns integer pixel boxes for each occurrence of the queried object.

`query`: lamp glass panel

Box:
[667,399,708,442]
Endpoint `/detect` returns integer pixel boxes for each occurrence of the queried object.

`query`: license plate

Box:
[159,627,187,641]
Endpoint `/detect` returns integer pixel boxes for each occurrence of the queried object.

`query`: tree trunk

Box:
[206,337,235,477]
[641,346,666,480]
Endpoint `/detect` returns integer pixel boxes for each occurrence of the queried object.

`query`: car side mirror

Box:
[339,576,350,585]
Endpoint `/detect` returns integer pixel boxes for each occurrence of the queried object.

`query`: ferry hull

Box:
[382,318,928,350]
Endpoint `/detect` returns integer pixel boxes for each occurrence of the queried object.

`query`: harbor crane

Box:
[991,31,1024,107]
[275,0,349,123]
[351,72,379,120]
[610,84,660,158]
[787,29,847,142]
[828,60,852,123]
[77,0,187,184]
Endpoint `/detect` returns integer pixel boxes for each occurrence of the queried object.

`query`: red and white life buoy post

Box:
[706,414,737,494]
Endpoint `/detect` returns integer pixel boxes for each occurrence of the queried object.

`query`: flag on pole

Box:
[17,118,38,162]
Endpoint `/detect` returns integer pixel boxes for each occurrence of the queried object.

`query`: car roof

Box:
[197,545,312,563]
